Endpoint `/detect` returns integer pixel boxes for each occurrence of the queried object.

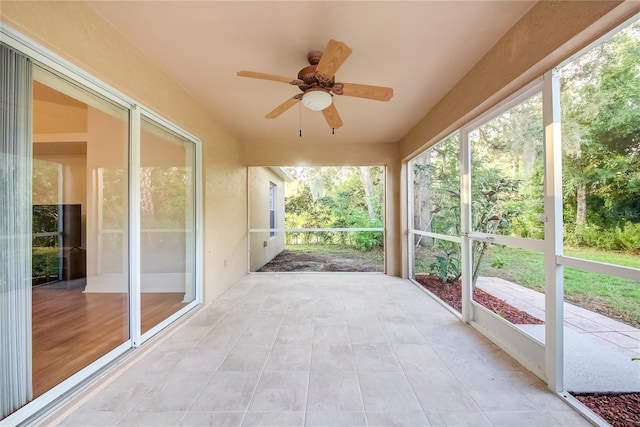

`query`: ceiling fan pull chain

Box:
[332,128,335,135]
[299,102,302,138]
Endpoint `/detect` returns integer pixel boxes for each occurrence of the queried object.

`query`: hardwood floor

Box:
[32,282,186,397]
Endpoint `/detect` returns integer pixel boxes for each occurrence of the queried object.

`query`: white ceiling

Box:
[88,1,536,146]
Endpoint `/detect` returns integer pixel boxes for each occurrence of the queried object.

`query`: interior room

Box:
[1,1,639,426]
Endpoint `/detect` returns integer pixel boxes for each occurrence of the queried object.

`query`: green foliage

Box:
[490,256,505,269]
[32,247,59,282]
[284,167,384,251]
[561,22,640,232]
[412,133,461,236]
[565,222,640,253]
[429,251,461,284]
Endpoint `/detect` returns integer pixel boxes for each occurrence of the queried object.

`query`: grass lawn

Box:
[480,245,640,328]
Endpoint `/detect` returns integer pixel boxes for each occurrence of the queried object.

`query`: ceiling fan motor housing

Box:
[297,64,335,93]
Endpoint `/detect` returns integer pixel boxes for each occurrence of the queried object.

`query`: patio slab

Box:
[47,273,590,427]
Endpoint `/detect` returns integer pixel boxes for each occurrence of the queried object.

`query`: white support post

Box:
[129,105,142,347]
[460,128,473,323]
[247,167,252,273]
[407,161,415,279]
[543,69,564,392]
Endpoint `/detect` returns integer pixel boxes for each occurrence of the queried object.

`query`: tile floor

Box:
[54,274,591,426]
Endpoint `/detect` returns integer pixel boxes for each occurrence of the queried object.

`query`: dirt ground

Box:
[258,248,383,272]
[415,275,544,324]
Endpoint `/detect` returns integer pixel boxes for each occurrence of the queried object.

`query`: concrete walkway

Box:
[477,277,640,393]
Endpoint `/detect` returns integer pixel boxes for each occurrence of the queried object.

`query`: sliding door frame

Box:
[0,24,203,426]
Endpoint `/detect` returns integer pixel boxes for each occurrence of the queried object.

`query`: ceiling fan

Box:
[237,39,393,129]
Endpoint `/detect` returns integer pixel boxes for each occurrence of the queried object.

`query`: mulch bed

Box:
[573,393,640,427]
[415,274,640,426]
[414,274,544,324]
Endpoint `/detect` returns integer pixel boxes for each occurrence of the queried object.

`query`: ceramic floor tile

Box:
[198,326,246,348]
[60,410,127,427]
[241,411,304,426]
[116,411,186,427]
[484,410,556,426]
[381,323,426,344]
[178,411,243,427]
[405,370,480,413]
[161,325,213,351]
[366,411,430,426]
[276,324,314,345]
[348,321,389,345]
[543,410,592,426]
[353,344,402,371]
[311,344,356,371]
[306,370,364,412]
[264,344,312,371]
[236,320,281,346]
[248,371,308,411]
[426,411,492,427]
[468,389,538,412]
[218,344,272,371]
[134,371,210,412]
[172,346,232,373]
[47,274,593,427]
[313,323,351,345]
[189,308,229,327]
[304,411,367,426]
[282,310,315,326]
[191,371,261,412]
[287,298,316,311]
[358,370,422,413]
[79,377,154,412]
[391,344,444,372]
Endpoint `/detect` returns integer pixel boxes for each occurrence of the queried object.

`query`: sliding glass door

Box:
[1,39,201,423]
[31,69,131,398]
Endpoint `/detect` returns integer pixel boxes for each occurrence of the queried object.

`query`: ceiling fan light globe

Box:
[302,91,332,111]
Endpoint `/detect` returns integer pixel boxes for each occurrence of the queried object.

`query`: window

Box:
[269,182,277,237]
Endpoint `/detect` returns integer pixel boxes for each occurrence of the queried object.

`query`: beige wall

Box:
[2,1,247,302]
[248,168,287,272]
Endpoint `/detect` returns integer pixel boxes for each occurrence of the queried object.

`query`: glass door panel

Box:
[31,76,129,397]
[140,117,196,333]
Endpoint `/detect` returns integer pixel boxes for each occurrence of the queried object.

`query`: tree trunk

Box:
[359,166,376,222]
[576,183,587,225]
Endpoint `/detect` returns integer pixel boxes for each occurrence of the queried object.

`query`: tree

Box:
[284,166,384,249]
[561,22,640,236]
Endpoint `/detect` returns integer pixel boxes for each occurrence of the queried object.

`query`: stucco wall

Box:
[2,0,247,302]
[248,168,287,272]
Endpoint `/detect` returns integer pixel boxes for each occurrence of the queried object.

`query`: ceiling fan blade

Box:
[265,97,301,119]
[237,70,296,84]
[315,39,352,80]
[335,82,393,101]
[321,103,343,129]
